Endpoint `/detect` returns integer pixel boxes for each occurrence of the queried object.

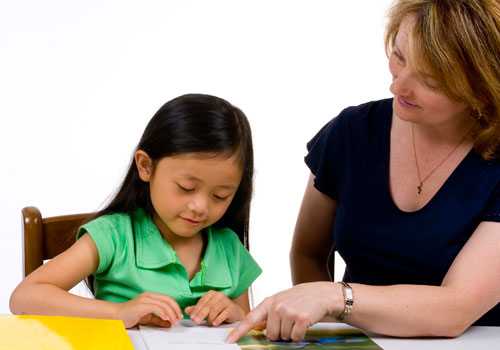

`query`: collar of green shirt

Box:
[133,208,232,289]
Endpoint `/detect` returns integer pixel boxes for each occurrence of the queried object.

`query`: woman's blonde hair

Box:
[385,0,500,160]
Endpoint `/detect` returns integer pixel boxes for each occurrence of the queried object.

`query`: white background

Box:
[0,0,393,313]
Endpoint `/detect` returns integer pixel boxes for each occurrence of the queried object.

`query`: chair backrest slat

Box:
[22,206,95,294]
[43,213,91,259]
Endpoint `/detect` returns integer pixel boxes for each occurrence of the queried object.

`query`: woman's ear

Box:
[135,150,153,182]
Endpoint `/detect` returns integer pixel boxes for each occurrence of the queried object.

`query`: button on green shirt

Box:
[77,208,262,312]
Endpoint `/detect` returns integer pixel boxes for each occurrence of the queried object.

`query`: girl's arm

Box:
[10,234,182,327]
[9,234,118,318]
[233,290,251,314]
[290,174,337,284]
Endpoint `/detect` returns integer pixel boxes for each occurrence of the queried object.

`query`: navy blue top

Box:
[305,98,500,326]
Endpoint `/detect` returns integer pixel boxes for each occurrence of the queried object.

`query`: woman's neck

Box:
[397,113,474,147]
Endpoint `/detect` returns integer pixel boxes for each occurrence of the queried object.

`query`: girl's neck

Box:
[152,213,204,250]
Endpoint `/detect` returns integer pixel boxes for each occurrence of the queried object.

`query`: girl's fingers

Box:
[211,309,230,326]
[207,300,227,325]
[137,303,170,325]
[142,298,180,325]
[148,315,173,328]
[145,293,183,320]
[192,305,211,324]
[190,292,216,322]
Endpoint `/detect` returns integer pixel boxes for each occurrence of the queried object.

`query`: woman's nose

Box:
[390,67,413,97]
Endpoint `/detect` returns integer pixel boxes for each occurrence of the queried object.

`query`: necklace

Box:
[411,123,470,195]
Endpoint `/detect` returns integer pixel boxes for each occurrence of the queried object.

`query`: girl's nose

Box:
[187,196,208,217]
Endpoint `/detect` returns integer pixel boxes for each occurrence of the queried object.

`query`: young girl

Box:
[10,94,262,328]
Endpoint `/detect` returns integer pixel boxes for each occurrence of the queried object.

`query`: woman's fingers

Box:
[226,298,270,343]
[266,300,282,341]
[290,316,309,342]
[280,317,294,341]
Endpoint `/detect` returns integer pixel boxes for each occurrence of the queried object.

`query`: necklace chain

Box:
[411,123,470,195]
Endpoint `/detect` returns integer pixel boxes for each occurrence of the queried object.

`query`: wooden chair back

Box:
[22,206,95,291]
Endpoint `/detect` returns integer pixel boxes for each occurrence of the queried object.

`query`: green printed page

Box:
[238,326,383,350]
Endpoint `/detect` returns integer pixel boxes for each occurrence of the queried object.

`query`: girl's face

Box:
[388,15,469,127]
[136,151,242,242]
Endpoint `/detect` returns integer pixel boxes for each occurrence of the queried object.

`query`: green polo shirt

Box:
[77,208,262,313]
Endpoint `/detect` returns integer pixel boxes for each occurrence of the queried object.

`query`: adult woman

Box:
[228,0,500,342]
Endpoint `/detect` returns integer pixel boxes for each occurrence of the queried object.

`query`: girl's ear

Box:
[135,150,154,182]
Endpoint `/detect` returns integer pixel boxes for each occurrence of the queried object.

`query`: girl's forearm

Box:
[343,284,472,337]
[10,283,119,320]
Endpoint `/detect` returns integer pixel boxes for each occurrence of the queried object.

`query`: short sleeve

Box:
[305,111,348,199]
[481,182,500,222]
[221,230,262,298]
[77,216,119,275]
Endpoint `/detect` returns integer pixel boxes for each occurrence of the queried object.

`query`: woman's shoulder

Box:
[336,98,393,126]
[310,98,393,145]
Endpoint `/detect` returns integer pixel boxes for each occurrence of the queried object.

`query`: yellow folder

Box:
[0,315,134,350]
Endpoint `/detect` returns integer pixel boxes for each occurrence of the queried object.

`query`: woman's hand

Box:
[185,290,245,326]
[227,282,342,343]
[115,292,183,328]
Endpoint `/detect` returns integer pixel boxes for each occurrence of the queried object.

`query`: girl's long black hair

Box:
[92,94,253,247]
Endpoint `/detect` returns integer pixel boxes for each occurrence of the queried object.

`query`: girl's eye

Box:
[213,194,230,201]
[177,184,195,192]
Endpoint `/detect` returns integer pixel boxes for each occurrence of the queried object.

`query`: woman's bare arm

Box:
[290,174,337,284]
[343,221,500,337]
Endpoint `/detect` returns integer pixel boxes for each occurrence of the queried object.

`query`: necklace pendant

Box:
[417,184,423,195]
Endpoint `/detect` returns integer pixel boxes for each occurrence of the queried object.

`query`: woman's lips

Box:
[397,95,420,108]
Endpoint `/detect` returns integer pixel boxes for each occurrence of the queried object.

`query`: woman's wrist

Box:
[323,281,345,318]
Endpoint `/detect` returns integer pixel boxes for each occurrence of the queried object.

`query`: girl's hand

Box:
[185,290,245,326]
[115,292,183,328]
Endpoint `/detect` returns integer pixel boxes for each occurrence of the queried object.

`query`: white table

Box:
[128,324,500,350]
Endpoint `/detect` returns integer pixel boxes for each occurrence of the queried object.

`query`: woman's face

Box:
[389,15,469,127]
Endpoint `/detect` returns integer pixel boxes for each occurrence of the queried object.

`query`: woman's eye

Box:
[393,51,404,63]
[422,78,439,90]
[177,184,194,192]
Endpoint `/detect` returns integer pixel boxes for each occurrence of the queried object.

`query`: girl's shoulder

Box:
[208,226,247,255]
[209,226,240,243]
[77,211,134,243]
